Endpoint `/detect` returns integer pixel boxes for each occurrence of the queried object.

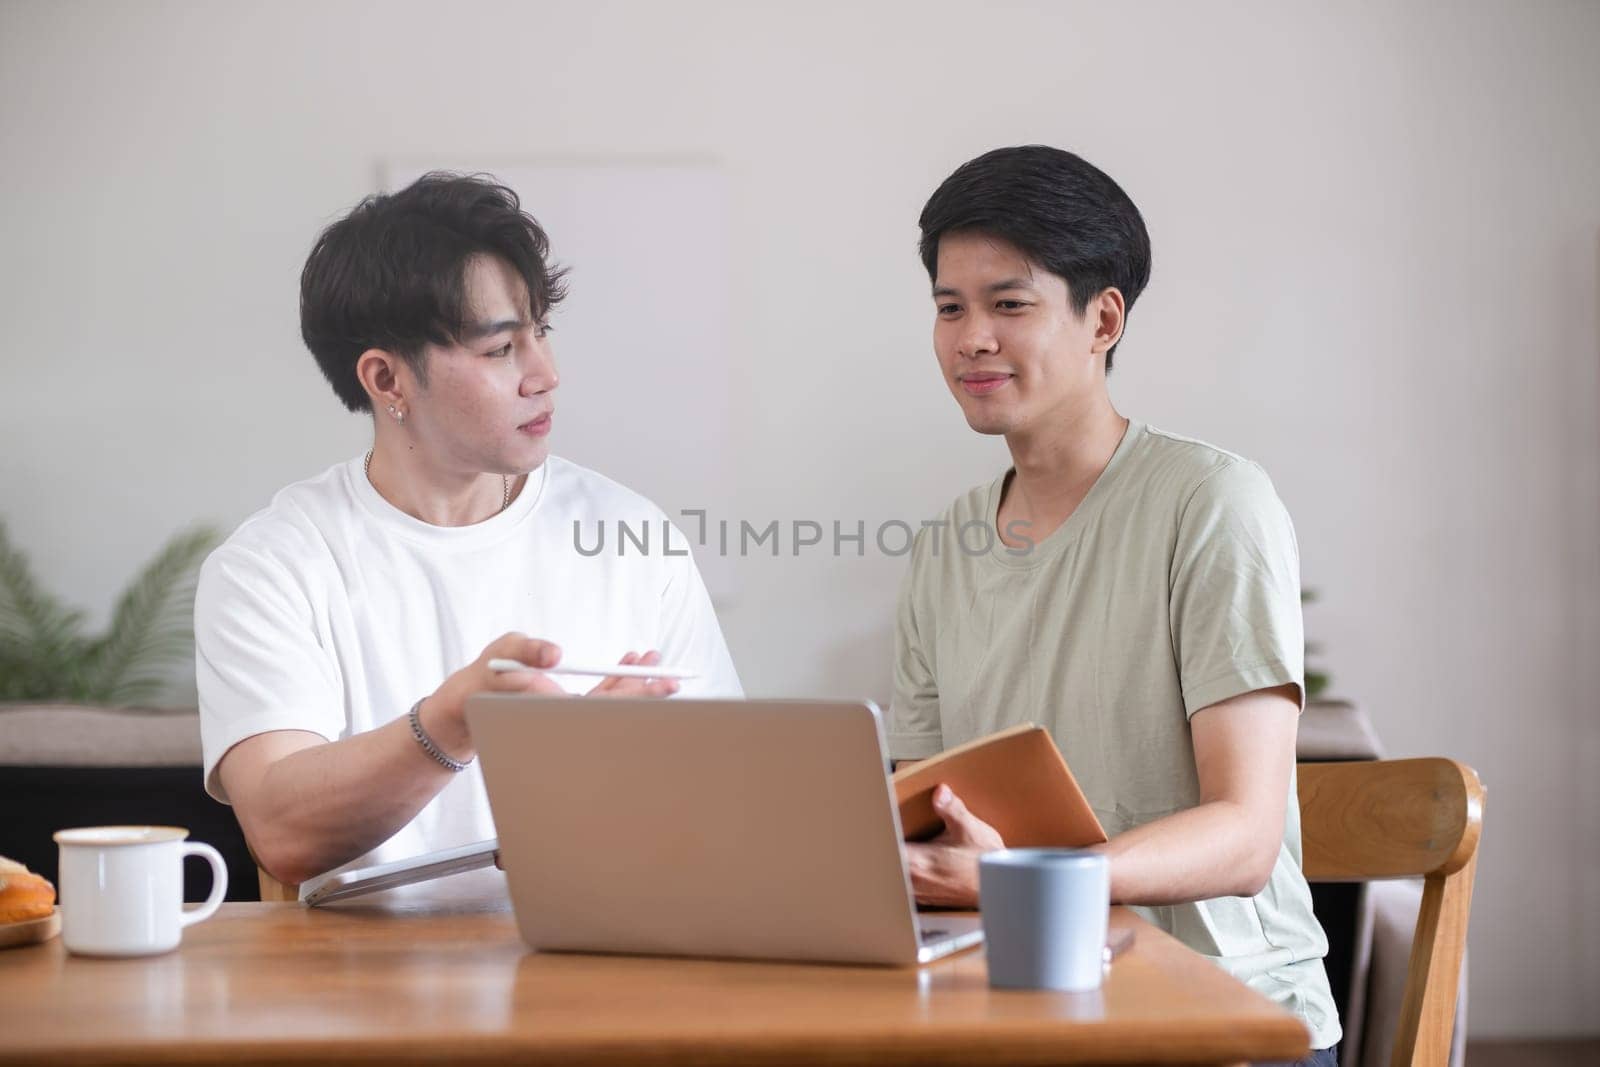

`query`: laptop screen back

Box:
[466,696,923,965]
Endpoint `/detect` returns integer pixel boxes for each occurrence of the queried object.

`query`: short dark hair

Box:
[300,172,569,412]
[918,146,1151,370]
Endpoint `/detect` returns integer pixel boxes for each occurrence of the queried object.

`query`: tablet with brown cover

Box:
[892,724,1108,847]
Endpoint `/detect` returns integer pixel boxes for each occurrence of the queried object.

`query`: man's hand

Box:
[424,637,683,759]
[585,650,681,699]
[417,633,567,759]
[905,784,1005,908]
[220,635,680,887]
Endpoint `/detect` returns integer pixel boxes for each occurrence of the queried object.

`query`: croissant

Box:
[0,854,56,923]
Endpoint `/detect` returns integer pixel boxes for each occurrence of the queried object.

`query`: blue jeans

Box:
[1255,1047,1338,1067]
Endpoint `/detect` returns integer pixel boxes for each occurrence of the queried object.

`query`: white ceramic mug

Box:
[53,825,228,957]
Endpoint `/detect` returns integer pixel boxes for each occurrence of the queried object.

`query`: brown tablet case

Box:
[892,724,1108,847]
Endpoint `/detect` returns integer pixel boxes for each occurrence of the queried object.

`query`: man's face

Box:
[931,232,1105,438]
[405,254,558,476]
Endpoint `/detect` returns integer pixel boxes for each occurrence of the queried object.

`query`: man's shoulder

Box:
[201,460,357,585]
[1133,423,1253,477]
[541,454,675,526]
[1122,423,1278,508]
[1121,425,1294,551]
[908,475,1003,559]
[208,456,680,565]
[935,474,1003,527]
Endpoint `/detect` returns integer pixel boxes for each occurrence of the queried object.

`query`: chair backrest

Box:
[1297,758,1484,1067]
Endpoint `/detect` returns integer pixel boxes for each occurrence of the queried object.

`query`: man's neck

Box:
[365,437,520,528]
[998,396,1128,545]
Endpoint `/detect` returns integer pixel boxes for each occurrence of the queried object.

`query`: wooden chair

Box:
[1297,758,1484,1067]
[254,858,299,902]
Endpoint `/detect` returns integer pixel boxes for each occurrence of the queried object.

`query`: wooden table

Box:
[0,880,1309,1066]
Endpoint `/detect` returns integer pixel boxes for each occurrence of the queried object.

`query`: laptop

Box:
[301,837,500,905]
[464,696,984,966]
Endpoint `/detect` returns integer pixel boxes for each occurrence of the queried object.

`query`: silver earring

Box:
[388,404,405,423]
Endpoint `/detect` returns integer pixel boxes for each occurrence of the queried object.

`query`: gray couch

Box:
[0,703,256,902]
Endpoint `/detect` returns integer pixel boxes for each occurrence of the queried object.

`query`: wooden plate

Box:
[0,907,60,949]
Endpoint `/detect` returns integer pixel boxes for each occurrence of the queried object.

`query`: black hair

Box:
[300,172,568,412]
[918,146,1151,370]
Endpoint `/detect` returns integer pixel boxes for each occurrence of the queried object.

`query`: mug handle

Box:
[180,842,229,927]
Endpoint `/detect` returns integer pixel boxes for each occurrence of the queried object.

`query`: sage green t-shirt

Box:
[889,420,1340,1049]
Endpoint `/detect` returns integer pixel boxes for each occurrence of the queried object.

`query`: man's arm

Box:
[221,637,677,885]
[1089,683,1298,903]
[221,722,461,887]
[904,683,1299,907]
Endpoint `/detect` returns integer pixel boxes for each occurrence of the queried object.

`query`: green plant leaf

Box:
[0,519,85,644]
[1301,587,1331,699]
[0,520,91,697]
[82,525,220,705]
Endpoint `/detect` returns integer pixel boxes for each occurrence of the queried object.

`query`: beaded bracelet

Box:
[408,700,473,772]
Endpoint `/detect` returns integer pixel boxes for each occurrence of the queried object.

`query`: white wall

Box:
[2,0,1596,1036]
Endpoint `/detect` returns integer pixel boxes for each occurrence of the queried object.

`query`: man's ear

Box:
[355,348,409,413]
[1089,288,1127,355]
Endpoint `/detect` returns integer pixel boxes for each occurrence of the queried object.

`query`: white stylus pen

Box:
[487,657,699,680]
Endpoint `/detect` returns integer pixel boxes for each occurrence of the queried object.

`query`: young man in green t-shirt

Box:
[889,145,1340,1064]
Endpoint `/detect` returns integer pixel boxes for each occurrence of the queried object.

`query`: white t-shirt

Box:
[195,453,743,877]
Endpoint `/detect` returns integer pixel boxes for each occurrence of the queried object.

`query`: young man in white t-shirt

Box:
[889,147,1339,1065]
[196,174,742,890]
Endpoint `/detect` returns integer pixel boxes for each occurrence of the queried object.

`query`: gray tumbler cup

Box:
[979,848,1110,991]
